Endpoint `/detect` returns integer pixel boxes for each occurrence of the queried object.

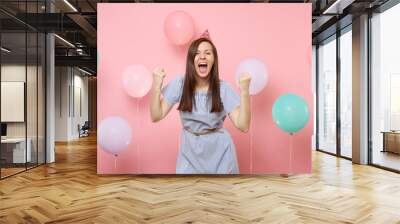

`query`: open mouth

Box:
[198,62,208,74]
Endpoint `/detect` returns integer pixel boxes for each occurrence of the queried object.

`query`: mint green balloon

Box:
[272,94,310,134]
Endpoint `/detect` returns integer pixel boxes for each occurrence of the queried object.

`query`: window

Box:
[371,2,400,171]
[340,27,352,158]
[0,1,47,179]
[317,36,337,154]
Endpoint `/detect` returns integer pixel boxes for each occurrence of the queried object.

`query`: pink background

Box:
[97,3,312,174]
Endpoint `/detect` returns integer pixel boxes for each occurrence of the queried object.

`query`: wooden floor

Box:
[0,167,26,178]
[1,135,400,223]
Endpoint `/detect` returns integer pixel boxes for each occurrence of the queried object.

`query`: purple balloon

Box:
[98,116,132,156]
[235,58,268,95]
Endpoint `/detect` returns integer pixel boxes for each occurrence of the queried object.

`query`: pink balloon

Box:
[164,11,195,46]
[122,64,153,98]
[98,116,132,156]
[235,58,268,95]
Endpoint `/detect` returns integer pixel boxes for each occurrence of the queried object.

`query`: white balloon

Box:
[235,58,268,95]
[98,116,132,156]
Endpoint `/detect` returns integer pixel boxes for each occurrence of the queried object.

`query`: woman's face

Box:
[194,41,215,78]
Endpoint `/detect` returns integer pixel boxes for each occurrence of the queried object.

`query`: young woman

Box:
[150,35,251,174]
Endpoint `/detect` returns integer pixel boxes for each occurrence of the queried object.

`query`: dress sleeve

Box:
[221,81,240,113]
[161,75,184,107]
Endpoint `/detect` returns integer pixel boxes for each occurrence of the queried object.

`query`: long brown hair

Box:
[177,38,223,113]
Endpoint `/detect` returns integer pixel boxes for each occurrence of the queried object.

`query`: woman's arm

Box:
[150,68,173,122]
[229,73,251,132]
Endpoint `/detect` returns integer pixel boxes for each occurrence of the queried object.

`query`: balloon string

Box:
[137,98,140,173]
[250,116,253,174]
[250,97,254,174]
[289,133,293,174]
[114,154,117,170]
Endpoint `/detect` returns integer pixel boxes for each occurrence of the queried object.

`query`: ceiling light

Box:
[54,34,75,48]
[63,0,78,12]
[323,0,354,15]
[78,67,93,76]
[323,0,342,14]
[1,47,11,53]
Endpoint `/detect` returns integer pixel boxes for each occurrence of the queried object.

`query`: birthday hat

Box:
[199,29,211,40]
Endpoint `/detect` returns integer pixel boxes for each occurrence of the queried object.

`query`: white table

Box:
[1,138,32,163]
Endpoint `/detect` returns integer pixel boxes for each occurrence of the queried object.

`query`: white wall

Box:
[72,73,89,138]
[55,67,89,141]
[1,66,26,134]
[1,82,25,122]
[55,67,69,141]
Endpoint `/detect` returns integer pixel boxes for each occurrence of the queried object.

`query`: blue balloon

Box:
[272,94,310,134]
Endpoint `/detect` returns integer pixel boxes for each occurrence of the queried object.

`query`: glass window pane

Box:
[340,28,352,158]
[1,1,46,179]
[38,32,45,165]
[371,3,400,171]
[318,36,337,154]
[1,31,27,177]
[27,31,38,169]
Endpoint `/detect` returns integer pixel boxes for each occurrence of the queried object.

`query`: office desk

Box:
[1,138,32,163]
[381,131,400,154]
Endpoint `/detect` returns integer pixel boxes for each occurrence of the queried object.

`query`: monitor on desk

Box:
[1,123,7,138]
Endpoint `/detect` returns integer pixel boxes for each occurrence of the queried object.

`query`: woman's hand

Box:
[228,72,252,133]
[239,72,252,94]
[150,67,171,122]
[152,67,166,90]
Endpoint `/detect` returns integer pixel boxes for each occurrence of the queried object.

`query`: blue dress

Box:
[162,76,241,174]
